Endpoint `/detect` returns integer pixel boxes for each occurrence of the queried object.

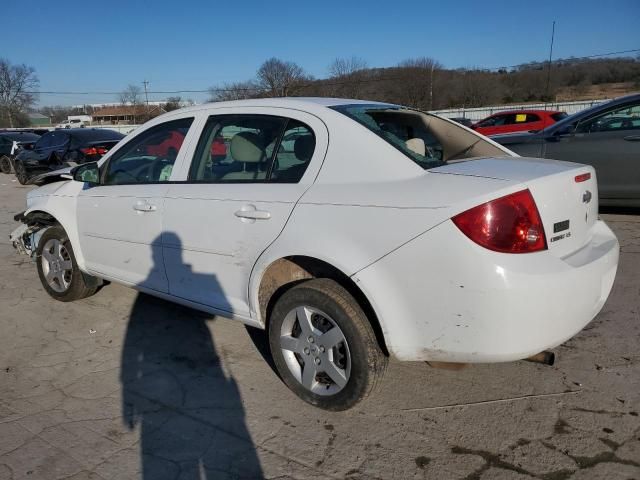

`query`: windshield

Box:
[544,100,611,134]
[331,104,509,168]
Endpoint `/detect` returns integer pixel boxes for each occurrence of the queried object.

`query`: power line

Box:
[27,47,640,97]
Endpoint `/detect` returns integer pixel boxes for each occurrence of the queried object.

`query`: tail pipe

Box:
[525,351,555,366]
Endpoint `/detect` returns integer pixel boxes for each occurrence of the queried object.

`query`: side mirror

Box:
[72,162,100,185]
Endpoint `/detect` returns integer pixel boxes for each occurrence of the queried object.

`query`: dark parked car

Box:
[0,131,42,174]
[448,117,474,128]
[492,94,640,207]
[14,128,124,184]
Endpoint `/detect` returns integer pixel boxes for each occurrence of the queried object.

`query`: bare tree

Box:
[207,81,260,102]
[119,84,142,122]
[328,56,368,78]
[163,96,182,111]
[395,57,442,110]
[0,58,39,128]
[327,56,369,98]
[256,58,309,97]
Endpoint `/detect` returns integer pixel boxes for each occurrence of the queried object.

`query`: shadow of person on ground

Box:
[120,232,263,479]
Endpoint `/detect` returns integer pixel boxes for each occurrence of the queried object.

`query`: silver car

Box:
[492,94,640,207]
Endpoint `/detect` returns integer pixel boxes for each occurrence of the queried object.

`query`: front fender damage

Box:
[10,211,57,257]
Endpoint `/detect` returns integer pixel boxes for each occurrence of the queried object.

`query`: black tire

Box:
[14,160,30,185]
[36,226,98,302]
[0,155,13,174]
[268,278,387,411]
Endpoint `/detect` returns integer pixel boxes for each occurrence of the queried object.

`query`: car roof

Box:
[489,109,562,116]
[0,131,41,141]
[63,128,125,140]
[161,97,395,118]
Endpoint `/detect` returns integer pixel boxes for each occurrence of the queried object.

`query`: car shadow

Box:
[120,232,264,479]
[600,205,640,216]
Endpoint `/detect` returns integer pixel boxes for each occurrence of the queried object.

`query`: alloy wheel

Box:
[279,305,351,395]
[40,239,73,293]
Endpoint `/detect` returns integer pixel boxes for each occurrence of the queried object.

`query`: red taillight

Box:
[574,172,591,183]
[452,189,547,253]
[81,147,108,156]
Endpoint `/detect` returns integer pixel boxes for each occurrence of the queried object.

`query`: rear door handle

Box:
[235,205,271,221]
[133,201,157,212]
[623,135,640,142]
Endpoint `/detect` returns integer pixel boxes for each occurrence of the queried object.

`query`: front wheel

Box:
[268,279,387,410]
[14,161,29,185]
[0,155,13,174]
[36,226,98,302]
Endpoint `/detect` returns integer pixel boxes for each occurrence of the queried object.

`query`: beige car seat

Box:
[222,131,267,180]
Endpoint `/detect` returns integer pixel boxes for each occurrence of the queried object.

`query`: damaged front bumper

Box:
[10,212,50,258]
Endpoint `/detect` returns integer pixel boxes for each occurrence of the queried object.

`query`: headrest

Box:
[293,135,314,162]
[405,138,426,156]
[230,132,264,163]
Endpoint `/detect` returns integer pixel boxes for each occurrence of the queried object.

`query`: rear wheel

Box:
[36,226,98,302]
[0,155,13,174]
[268,278,387,410]
[14,161,29,185]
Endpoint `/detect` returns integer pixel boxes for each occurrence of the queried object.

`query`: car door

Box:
[76,116,196,292]
[544,100,640,200]
[162,109,327,317]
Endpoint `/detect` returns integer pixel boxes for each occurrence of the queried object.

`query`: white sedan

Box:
[11,98,619,410]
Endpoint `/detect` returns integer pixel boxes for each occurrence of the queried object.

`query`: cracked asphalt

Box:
[0,176,639,480]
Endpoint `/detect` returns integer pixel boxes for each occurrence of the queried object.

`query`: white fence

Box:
[432,99,608,121]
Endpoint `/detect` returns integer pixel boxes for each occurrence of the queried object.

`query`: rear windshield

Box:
[331,104,446,170]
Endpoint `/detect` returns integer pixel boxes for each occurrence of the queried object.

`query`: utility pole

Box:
[544,21,556,103]
[429,62,435,110]
[142,80,150,118]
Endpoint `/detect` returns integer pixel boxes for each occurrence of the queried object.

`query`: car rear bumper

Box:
[352,219,619,363]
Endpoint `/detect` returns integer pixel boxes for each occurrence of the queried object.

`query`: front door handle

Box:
[133,201,157,212]
[235,205,271,221]
[623,135,640,142]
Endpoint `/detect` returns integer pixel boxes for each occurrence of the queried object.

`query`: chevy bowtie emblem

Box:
[583,190,592,204]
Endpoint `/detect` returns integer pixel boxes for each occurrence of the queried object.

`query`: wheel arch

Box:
[253,255,389,356]
[22,204,87,272]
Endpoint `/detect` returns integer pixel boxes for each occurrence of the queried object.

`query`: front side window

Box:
[103,117,193,185]
[189,114,315,183]
[578,103,640,133]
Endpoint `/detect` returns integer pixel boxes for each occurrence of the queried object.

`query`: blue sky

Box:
[3,0,639,106]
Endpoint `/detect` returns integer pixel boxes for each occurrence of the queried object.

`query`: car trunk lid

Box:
[431,157,599,257]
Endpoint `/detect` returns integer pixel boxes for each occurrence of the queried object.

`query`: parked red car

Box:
[146,130,227,159]
[472,110,567,136]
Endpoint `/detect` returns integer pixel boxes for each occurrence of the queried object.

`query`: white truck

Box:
[56,115,92,129]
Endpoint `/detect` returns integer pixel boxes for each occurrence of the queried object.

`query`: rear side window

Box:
[189,115,315,183]
[103,117,193,185]
[525,113,540,122]
[551,112,568,121]
[271,120,315,183]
